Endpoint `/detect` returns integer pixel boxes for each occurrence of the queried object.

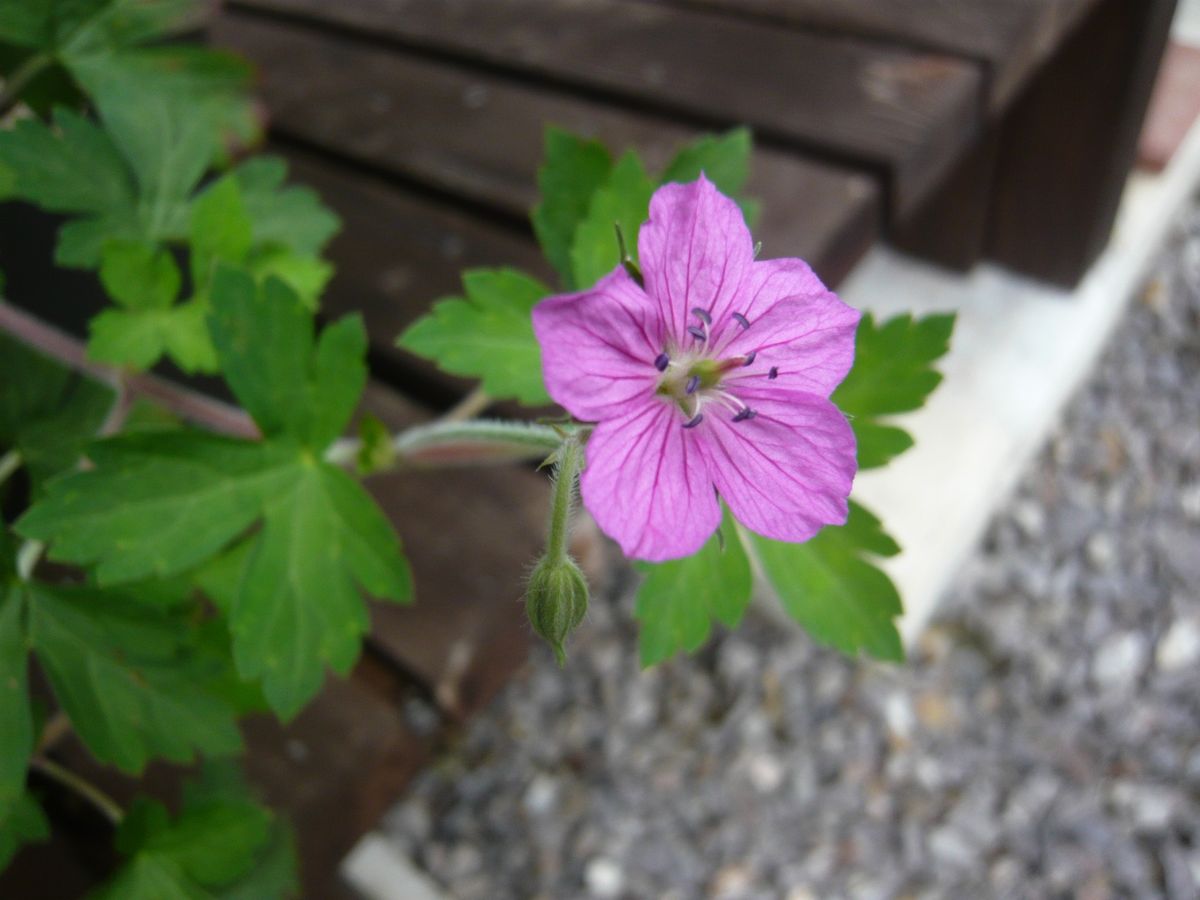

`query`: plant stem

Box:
[16,540,44,581]
[545,438,583,562]
[0,52,52,117]
[0,448,21,488]
[30,757,124,826]
[326,419,567,470]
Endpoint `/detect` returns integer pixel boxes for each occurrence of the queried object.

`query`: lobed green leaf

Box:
[531,127,613,288]
[634,508,752,667]
[26,583,243,772]
[834,312,955,469]
[569,151,655,290]
[750,502,904,662]
[398,267,551,406]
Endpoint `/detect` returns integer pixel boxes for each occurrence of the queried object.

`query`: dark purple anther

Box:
[654,353,670,372]
[686,375,700,394]
[732,407,757,423]
[691,307,712,325]
[742,351,757,367]
[732,312,751,330]
[683,413,704,429]
[687,325,707,342]
[768,366,779,380]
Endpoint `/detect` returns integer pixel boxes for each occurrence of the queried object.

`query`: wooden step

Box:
[226,0,976,215]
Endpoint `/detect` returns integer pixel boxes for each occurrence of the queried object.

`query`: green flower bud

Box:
[525,554,589,666]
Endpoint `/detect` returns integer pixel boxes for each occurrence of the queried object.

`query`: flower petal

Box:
[638,176,754,347]
[696,386,856,544]
[581,398,721,561]
[719,293,860,397]
[532,267,661,421]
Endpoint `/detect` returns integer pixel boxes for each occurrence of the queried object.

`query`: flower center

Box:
[652,308,766,428]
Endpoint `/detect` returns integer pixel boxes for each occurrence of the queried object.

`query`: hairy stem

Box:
[30,757,124,825]
[0,448,21,488]
[326,419,568,470]
[16,540,44,581]
[545,438,583,562]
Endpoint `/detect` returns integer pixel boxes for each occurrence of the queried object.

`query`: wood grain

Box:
[227,0,977,215]
[648,0,1100,111]
[213,12,880,289]
[986,0,1177,285]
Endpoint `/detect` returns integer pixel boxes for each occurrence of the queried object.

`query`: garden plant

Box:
[0,1,953,893]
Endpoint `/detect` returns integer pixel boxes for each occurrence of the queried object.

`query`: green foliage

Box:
[24,582,244,771]
[834,312,956,469]
[531,128,613,289]
[96,765,296,899]
[0,333,115,494]
[750,503,905,662]
[659,127,759,225]
[0,792,50,870]
[634,508,751,666]
[404,127,757,403]
[569,151,656,290]
[19,273,411,717]
[0,0,254,151]
[398,268,552,405]
[0,585,33,814]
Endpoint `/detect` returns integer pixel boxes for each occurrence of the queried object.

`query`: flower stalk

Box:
[326,419,568,471]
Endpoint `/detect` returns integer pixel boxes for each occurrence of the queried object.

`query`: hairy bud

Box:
[525,555,589,665]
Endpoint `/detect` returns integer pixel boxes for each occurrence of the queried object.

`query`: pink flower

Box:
[532,176,860,562]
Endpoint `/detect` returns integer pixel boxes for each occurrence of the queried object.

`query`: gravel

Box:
[379,201,1200,899]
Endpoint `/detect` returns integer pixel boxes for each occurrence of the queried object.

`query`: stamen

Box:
[687,325,707,342]
[686,375,700,394]
[691,307,712,325]
[768,366,779,380]
[683,413,704,429]
[732,407,757,423]
[742,351,757,367]
[654,353,670,372]
[731,312,751,330]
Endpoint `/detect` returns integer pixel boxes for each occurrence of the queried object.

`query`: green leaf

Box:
[99,240,181,310]
[634,508,751,666]
[570,151,656,290]
[852,421,915,470]
[659,127,759,224]
[532,127,613,288]
[398,267,551,405]
[20,275,411,717]
[26,582,243,772]
[98,764,293,899]
[0,792,50,871]
[0,108,134,214]
[17,432,299,584]
[232,156,341,259]
[0,333,115,494]
[833,312,955,469]
[189,178,253,291]
[208,271,366,449]
[749,502,904,662]
[661,128,752,194]
[92,854,212,900]
[0,586,33,814]
[87,301,218,373]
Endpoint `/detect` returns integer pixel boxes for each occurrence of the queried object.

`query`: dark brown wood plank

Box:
[227,0,979,215]
[356,382,551,720]
[649,0,1099,111]
[890,125,1000,271]
[281,150,549,398]
[986,0,1177,285]
[213,12,879,288]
